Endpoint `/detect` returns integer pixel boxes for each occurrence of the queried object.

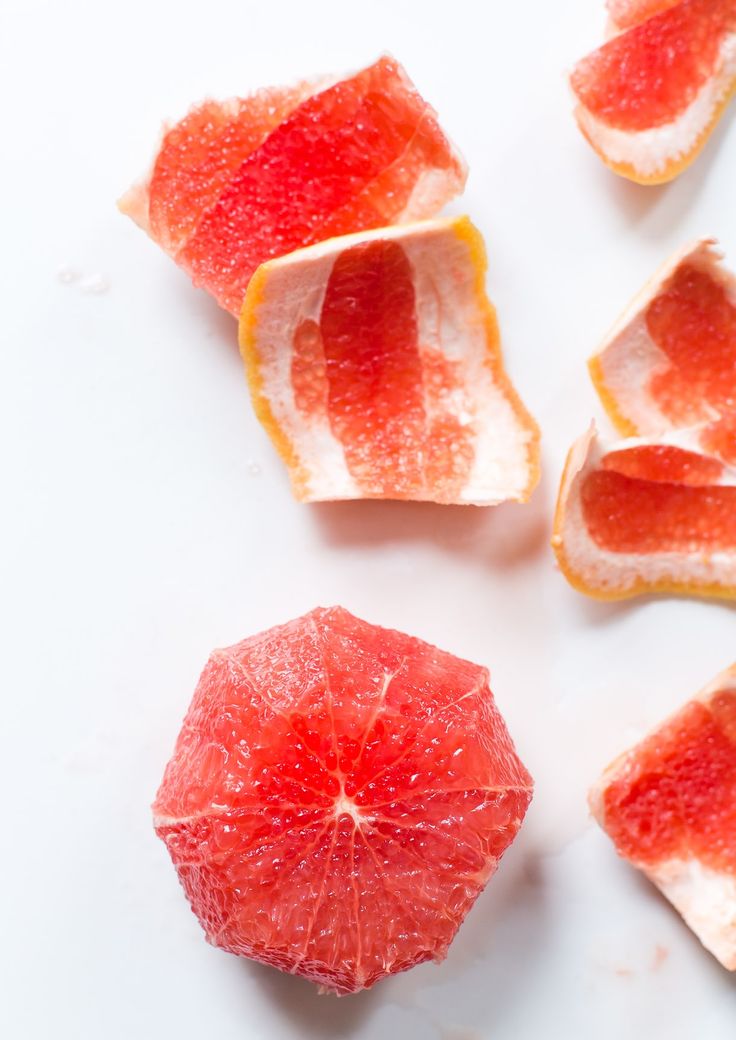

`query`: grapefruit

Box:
[153,606,533,995]
[570,0,736,184]
[607,0,685,31]
[590,664,736,971]
[119,57,467,315]
[589,238,736,464]
[239,216,540,505]
[552,424,736,600]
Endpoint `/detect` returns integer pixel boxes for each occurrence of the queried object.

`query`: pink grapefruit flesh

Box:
[153,607,533,994]
[119,57,467,315]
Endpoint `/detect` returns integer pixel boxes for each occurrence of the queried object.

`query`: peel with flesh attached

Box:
[590,664,736,970]
[239,216,540,505]
[119,57,467,315]
[552,424,736,600]
[589,238,736,463]
[571,0,736,184]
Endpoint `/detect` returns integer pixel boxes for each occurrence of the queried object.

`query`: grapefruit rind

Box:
[589,238,736,444]
[119,58,468,315]
[589,664,736,971]
[552,424,736,601]
[239,216,540,506]
[152,606,533,994]
[571,15,736,184]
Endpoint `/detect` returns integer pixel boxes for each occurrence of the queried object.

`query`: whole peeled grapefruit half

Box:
[153,607,533,994]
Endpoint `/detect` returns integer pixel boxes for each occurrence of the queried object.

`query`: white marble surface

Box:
[2,0,735,1036]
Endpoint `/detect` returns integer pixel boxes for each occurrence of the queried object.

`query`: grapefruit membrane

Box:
[153,607,533,994]
[119,57,467,315]
[239,216,540,505]
[552,424,736,600]
[590,664,736,970]
[589,238,736,464]
[571,0,736,184]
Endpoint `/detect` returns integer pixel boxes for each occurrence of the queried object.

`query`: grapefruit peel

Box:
[152,606,533,994]
[119,57,467,315]
[589,237,736,461]
[590,664,736,971]
[571,1,736,185]
[552,424,736,601]
[239,216,540,505]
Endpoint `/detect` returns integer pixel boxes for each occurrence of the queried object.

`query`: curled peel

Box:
[571,0,736,185]
[590,664,736,971]
[552,424,736,601]
[118,57,467,315]
[239,216,540,506]
[589,237,736,462]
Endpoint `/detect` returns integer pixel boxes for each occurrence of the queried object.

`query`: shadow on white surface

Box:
[310,469,552,570]
[598,102,736,234]
[242,960,382,1037]
[567,589,736,629]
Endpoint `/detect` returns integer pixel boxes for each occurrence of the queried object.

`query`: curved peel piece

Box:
[119,57,467,315]
[571,0,736,184]
[589,238,736,463]
[552,424,736,600]
[590,664,736,970]
[240,216,540,505]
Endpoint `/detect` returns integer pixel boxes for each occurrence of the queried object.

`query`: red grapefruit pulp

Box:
[153,607,533,994]
[120,57,467,315]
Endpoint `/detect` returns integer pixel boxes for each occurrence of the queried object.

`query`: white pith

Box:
[246,217,537,505]
[589,665,736,971]
[574,30,736,177]
[592,238,736,436]
[554,424,736,596]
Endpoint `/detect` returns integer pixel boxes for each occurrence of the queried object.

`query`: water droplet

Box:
[57,265,80,285]
[79,273,110,295]
[246,459,262,476]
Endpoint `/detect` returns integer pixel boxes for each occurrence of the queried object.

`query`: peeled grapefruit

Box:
[239,216,540,505]
[552,425,736,600]
[119,57,467,315]
[590,664,736,970]
[153,607,533,994]
[589,238,736,463]
[571,0,736,184]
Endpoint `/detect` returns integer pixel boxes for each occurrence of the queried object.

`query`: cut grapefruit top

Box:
[122,57,467,316]
[240,217,540,505]
[571,0,735,132]
[153,607,532,994]
[593,666,736,876]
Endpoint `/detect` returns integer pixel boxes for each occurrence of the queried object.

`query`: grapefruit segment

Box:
[589,238,736,463]
[119,57,467,315]
[571,0,736,184]
[590,664,736,970]
[552,424,736,600]
[153,606,533,994]
[240,216,540,505]
[607,0,685,31]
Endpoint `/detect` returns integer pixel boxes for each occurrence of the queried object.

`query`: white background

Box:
[2,1,735,1037]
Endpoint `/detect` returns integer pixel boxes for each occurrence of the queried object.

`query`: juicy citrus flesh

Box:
[602,443,726,485]
[298,238,474,499]
[600,689,736,874]
[148,87,311,253]
[571,0,732,132]
[153,607,532,994]
[143,57,465,315]
[581,466,736,553]
[645,261,736,457]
